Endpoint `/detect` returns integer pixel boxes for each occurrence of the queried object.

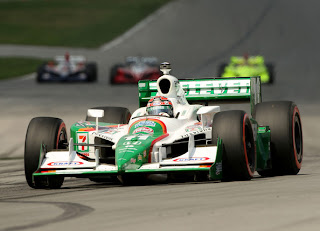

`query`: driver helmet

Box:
[146,96,174,117]
[65,52,70,62]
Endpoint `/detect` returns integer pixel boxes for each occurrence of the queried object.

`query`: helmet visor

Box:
[147,105,173,117]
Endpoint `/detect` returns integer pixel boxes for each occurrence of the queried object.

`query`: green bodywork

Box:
[115,118,167,173]
[221,56,271,83]
[256,126,271,171]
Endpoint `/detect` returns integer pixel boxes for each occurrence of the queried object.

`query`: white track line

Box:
[99,1,177,52]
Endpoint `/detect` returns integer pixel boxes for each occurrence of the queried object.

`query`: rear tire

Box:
[86,62,97,82]
[24,117,67,189]
[86,63,98,82]
[266,63,274,84]
[217,63,228,77]
[109,64,123,84]
[86,106,131,124]
[212,110,256,181]
[36,63,47,83]
[253,101,303,176]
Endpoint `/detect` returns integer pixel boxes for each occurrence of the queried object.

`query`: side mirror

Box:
[87,109,104,118]
[87,109,104,132]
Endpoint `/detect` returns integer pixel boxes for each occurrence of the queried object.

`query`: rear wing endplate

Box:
[138,77,261,114]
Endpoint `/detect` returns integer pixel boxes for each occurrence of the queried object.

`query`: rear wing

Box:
[55,56,86,63]
[138,77,261,114]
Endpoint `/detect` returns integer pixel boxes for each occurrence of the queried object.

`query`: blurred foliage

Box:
[0,57,45,80]
[0,0,171,47]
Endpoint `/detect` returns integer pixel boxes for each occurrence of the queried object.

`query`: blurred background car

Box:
[36,52,97,82]
[110,56,161,84]
[217,54,274,84]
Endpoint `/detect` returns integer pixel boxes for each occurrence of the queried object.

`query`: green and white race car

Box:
[24,62,301,189]
[217,55,274,84]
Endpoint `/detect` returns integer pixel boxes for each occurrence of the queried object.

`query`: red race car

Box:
[110,56,161,84]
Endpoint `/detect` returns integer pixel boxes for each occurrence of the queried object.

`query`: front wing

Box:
[38,71,89,82]
[33,139,223,181]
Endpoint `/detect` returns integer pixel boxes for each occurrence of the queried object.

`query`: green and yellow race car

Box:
[217,55,274,84]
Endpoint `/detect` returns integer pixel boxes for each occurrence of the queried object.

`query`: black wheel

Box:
[217,63,228,77]
[24,117,68,189]
[253,101,303,176]
[109,64,123,84]
[36,63,47,83]
[212,110,256,181]
[266,63,274,84]
[86,106,131,124]
[86,62,97,82]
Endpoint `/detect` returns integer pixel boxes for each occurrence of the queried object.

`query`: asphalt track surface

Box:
[0,0,320,230]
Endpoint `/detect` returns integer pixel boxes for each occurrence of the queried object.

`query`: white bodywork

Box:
[39,72,222,173]
[44,55,87,77]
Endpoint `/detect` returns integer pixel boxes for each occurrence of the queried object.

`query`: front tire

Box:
[217,63,228,77]
[24,117,67,188]
[86,62,97,82]
[266,63,274,84]
[212,110,256,181]
[253,101,303,176]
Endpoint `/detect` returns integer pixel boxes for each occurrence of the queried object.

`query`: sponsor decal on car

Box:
[181,80,250,96]
[173,157,210,162]
[92,132,113,142]
[77,132,89,152]
[129,118,167,134]
[47,161,84,166]
[134,121,156,128]
[180,127,211,138]
[74,121,88,127]
[133,127,154,134]
[130,158,136,164]
[185,125,202,132]
[77,123,125,132]
[123,141,142,145]
[124,134,150,141]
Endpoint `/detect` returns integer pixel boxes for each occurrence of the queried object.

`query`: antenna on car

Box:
[160,62,171,75]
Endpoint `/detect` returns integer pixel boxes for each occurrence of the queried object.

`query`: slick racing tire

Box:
[266,63,275,84]
[253,101,303,176]
[36,63,47,83]
[86,106,131,124]
[217,63,228,77]
[109,64,123,84]
[86,62,97,82]
[212,110,256,181]
[24,117,68,189]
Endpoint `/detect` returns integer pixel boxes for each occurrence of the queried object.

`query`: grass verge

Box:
[0,0,171,48]
[0,57,45,80]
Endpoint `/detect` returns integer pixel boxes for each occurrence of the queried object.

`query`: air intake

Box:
[159,78,171,94]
